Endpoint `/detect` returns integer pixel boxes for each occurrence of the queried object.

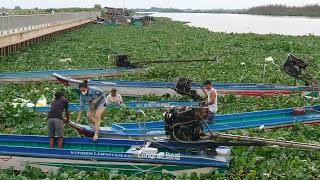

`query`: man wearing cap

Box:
[202,80,218,123]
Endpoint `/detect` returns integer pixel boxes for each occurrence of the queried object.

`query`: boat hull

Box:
[69,106,320,139]
[53,73,311,97]
[0,135,230,175]
[0,68,143,83]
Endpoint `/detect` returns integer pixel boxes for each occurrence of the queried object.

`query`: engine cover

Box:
[282,53,308,79]
[175,78,202,101]
[164,107,208,141]
[115,54,132,67]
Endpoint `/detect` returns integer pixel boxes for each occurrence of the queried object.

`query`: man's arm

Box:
[118,94,123,105]
[65,108,70,123]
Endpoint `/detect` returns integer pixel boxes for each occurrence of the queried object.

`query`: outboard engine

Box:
[175,78,202,101]
[115,54,132,67]
[164,107,209,141]
[282,53,318,85]
[282,53,308,80]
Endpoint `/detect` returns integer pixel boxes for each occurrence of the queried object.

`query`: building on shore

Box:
[102,7,130,24]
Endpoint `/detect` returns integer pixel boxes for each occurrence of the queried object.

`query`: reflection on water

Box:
[152,13,320,36]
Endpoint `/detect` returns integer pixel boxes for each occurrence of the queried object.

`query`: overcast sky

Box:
[1,0,320,9]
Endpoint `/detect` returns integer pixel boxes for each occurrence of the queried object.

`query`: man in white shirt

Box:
[202,80,218,123]
[106,88,123,105]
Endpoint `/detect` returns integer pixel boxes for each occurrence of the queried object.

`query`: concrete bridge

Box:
[0,11,100,57]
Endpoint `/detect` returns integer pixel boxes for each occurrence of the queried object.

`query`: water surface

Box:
[151,13,320,36]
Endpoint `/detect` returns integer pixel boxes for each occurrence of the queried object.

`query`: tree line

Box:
[135,4,320,17]
[246,5,320,17]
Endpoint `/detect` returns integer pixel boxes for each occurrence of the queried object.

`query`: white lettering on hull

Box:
[69,151,180,161]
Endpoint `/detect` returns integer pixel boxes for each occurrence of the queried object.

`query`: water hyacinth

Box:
[0,18,320,179]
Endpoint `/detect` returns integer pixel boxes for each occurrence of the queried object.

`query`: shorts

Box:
[207,111,215,123]
[89,98,106,111]
[48,118,64,137]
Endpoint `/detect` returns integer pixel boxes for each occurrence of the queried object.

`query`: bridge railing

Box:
[0,11,100,35]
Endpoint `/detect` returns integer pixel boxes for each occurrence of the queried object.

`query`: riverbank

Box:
[1,17,320,179]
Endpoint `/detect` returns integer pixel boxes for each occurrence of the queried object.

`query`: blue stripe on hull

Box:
[86,80,310,91]
[35,101,200,112]
[0,68,141,79]
[0,134,229,152]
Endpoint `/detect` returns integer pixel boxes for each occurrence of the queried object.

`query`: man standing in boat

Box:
[106,88,123,105]
[47,91,70,148]
[76,80,107,141]
[202,80,218,123]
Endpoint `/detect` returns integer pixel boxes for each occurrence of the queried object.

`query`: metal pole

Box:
[123,0,125,15]
[312,85,315,107]
[133,57,217,67]
[263,64,267,83]
[136,110,147,145]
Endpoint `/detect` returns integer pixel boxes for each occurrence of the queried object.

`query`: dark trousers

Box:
[207,111,215,123]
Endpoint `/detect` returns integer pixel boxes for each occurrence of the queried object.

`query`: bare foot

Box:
[93,134,99,141]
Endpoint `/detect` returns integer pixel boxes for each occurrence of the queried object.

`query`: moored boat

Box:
[69,106,320,139]
[53,73,311,97]
[0,134,230,176]
[0,68,143,83]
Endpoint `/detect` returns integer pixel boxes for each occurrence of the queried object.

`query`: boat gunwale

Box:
[71,107,320,137]
[54,74,311,91]
[0,134,231,151]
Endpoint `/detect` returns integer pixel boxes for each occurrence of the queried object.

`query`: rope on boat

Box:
[212,133,320,151]
[148,140,184,153]
[129,57,218,68]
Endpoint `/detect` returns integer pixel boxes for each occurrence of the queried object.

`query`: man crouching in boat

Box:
[106,88,123,105]
[76,80,107,141]
[48,91,70,148]
[202,80,218,123]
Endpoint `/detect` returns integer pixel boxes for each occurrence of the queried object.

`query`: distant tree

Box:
[45,8,55,13]
[1,7,6,10]
[246,4,320,17]
[14,6,21,10]
[34,7,39,10]
[94,4,102,9]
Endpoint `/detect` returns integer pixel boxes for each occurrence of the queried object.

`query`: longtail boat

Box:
[53,73,311,97]
[0,134,230,176]
[34,101,200,112]
[0,68,143,83]
[70,106,320,139]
